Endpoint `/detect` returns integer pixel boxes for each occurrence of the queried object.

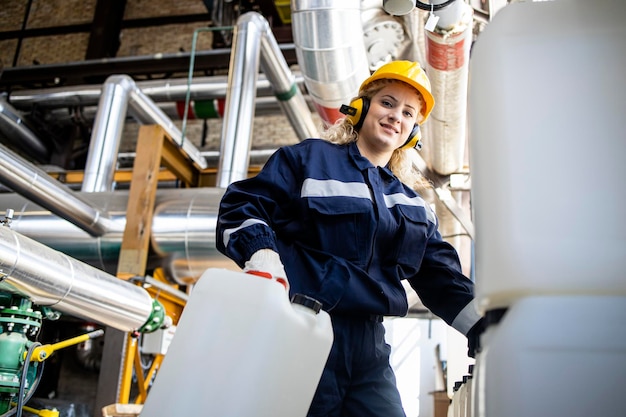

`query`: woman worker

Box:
[216,60,482,417]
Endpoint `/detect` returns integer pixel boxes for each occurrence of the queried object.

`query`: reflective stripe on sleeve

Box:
[222,218,269,248]
[301,178,372,200]
[451,298,482,335]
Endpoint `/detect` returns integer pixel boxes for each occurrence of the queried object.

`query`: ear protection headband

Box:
[340,97,422,150]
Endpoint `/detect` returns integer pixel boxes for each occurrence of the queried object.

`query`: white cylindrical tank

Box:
[139,268,334,417]
[469,0,626,312]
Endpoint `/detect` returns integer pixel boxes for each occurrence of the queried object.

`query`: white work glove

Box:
[243,249,289,291]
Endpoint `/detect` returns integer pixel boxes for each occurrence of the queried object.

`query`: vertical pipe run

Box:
[216,12,319,188]
[424,1,473,175]
[216,13,264,188]
[258,18,318,140]
[291,0,370,124]
[81,75,132,192]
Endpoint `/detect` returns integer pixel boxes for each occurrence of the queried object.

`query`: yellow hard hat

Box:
[359,60,435,124]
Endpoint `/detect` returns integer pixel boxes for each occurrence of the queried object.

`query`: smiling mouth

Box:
[381,123,398,134]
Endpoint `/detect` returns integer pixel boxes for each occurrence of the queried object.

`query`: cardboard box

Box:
[432,390,450,417]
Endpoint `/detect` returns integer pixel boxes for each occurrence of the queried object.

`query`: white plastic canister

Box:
[475,296,626,417]
[469,0,626,312]
[139,268,334,417]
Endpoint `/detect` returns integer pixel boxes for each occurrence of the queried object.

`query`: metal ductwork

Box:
[8,74,305,109]
[0,143,114,236]
[418,1,474,247]
[1,188,229,284]
[290,0,371,124]
[82,74,209,192]
[7,75,313,132]
[42,96,298,127]
[217,12,318,187]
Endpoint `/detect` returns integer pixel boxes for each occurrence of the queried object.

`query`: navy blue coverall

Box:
[216,139,481,417]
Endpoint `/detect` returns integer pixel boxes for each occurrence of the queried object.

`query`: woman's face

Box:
[358,81,421,156]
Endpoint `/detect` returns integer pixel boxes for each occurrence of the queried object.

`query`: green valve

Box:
[0,294,43,415]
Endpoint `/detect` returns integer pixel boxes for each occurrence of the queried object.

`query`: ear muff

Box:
[339,97,370,130]
[398,124,422,150]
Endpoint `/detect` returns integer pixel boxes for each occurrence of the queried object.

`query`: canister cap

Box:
[290,294,323,314]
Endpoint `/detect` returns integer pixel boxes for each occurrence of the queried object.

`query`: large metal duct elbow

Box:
[291,0,371,124]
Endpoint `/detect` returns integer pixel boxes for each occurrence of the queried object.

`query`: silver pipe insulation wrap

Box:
[7,75,313,126]
[44,95,308,126]
[81,75,132,193]
[291,0,370,111]
[0,225,155,332]
[422,1,473,176]
[0,143,114,236]
[8,75,279,109]
[0,96,49,161]
[81,75,208,193]
[257,14,319,141]
[127,79,208,169]
[216,13,264,188]
[2,187,230,284]
[217,12,317,188]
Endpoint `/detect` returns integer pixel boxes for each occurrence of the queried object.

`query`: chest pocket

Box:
[392,204,431,270]
[306,197,374,265]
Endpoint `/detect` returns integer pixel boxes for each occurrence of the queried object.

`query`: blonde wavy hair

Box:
[320,79,432,193]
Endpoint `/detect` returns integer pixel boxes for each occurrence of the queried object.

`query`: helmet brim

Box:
[360,72,435,124]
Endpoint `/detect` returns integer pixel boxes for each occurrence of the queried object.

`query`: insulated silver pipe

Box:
[4,192,127,274]
[0,96,49,161]
[81,75,208,193]
[257,17,318,141]
[0,225,155,332]
[8,75,300,109]
[217,13,265,188]
[291,0,370,119]
[217,12,317,188]
[0,143,114,236]
[423,1,473,176]
[46,96,309,126]
[2,187,230,284]
[82,75,131,193]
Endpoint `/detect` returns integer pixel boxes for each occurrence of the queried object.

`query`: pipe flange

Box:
[363,20,405,70]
